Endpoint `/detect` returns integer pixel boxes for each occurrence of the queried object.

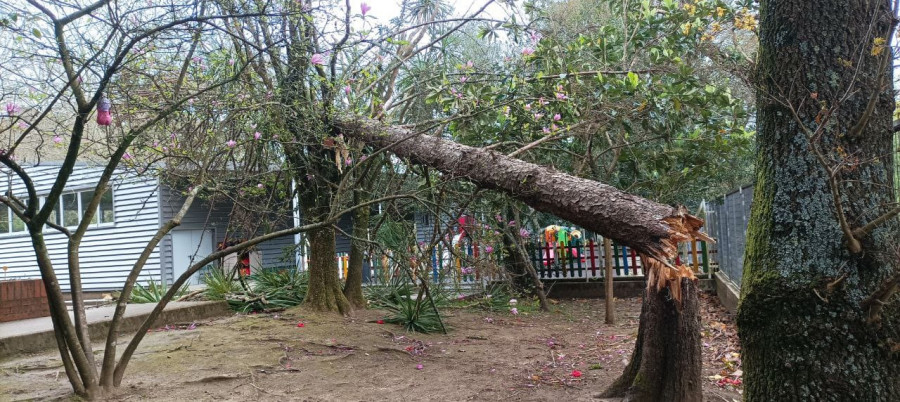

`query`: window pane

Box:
[11,199,26,232]
[99,190,114,223]
[44,197,58,226]
[0,206,8,233]
[81,190,95,223]
[63,193,79,226]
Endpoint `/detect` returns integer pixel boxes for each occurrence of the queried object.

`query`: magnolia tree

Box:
[213,0,504,312]
[0,0,407,398]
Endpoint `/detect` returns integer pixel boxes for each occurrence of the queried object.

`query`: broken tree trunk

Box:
[337,117,708,401]
[599,257,702,401]
[335,117,708,261]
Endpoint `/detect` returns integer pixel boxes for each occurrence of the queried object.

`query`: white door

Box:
[171,230,213,285]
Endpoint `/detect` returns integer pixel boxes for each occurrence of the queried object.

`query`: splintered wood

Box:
[642,206,716,303]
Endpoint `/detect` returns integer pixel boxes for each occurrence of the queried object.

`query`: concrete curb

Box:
[714,271,741,314]
[0,301,232,357]
[545,277,716,299]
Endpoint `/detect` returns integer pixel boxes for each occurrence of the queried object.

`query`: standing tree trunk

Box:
[600,277,701,401]
[344,189,370,309]
[303,224,351,314]
[500,222,549,311]
[739,0,900,399]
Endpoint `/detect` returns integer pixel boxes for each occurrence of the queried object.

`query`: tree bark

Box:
[600,277,702,402]
[303,225,351,314]
[739,0,900,399]
[335,118,707,260]
[343,189,370,309]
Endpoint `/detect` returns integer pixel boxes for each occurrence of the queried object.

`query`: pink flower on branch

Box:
[360,2,371,16]
[310,53,325,65]
[226,140,237,148]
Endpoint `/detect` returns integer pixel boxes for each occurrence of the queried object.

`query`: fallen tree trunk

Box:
[335,117,706,261]
[337,117,707,401]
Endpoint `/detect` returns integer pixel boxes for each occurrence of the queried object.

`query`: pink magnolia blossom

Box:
[460,76,468,83]
[510,307,519,315]
[466,60,474,69]
[542,127,551,134]
[555,92,568,100]
[551,124,559,131]
[254,131,262,140]
[344,85,351,95]
[416,364,424,370]
[539,97,549,105]
[485,245,494,254]
[519,228,531,238]
[226,139,237,148]
[228,58,236,66]
[533,113,544,120]
[310,53,325,65]
[6,102,19,115]
[521,47,535,56]
[360,2,371,16]
[122,152,133,160]
[257,183,264,189]
[553,113,561,121]
[52,135,63,144]
[524,103,532,111]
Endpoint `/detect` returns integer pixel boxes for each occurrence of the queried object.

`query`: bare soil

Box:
[0,294,742,401]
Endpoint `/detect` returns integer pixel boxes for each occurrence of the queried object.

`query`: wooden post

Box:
[700,241,710,274]
[604,237,615,324]
[691,240,700,273]
[589,239,597,277]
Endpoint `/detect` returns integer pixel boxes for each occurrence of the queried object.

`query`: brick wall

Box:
[0,279,51,322]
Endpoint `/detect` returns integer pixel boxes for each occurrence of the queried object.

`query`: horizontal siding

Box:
[158,185,297,281]
[0,164,163,291]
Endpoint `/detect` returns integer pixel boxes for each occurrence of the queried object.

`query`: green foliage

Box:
[130,279,188,304]
[380,292,446,333]
[229,268,309,313]
[201,267,243,301]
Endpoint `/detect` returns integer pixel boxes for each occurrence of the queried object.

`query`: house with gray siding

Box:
[0,163,296,292]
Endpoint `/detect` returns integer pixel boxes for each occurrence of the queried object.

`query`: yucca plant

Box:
[130,279,188,303]
[228,268,309,313]
[381,290,446,333]
[201,267,243,300]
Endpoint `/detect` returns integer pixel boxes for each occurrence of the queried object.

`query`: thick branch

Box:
[335,117,706,260]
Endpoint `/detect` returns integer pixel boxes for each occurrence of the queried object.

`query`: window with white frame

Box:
[0,189,113,235]
[50,189,115,227]
[0,198,29,235]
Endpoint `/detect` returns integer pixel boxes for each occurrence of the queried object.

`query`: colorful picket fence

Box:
[527,238,712,280]
[355,237,713,285]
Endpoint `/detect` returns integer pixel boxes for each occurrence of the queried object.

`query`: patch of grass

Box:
[130,279,188,303]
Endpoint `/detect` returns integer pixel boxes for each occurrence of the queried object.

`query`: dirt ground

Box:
[1,293,742,401]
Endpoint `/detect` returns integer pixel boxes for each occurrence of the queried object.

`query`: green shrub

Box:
[130,279,188,304]
[381,291,446,333]
[228,268,308,313]
[201,267,243,301]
